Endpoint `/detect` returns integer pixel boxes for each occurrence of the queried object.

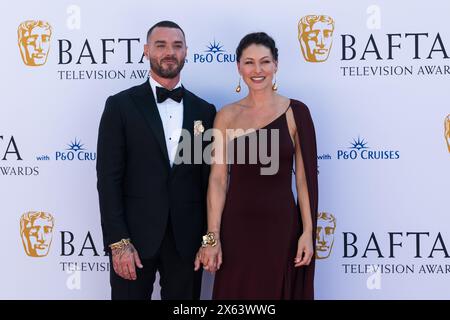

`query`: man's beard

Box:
[150,56,185,79]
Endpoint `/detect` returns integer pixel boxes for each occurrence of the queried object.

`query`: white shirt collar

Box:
[148,75,182,103]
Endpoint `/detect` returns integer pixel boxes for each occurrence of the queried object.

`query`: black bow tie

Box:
[156,86,184,103]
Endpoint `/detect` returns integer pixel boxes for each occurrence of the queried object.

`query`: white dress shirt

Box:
[149,76,184,167]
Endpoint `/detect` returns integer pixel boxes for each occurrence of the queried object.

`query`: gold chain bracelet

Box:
[109,238,131,250]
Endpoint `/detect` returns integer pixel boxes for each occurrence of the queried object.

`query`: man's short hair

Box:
[146,20,185,42]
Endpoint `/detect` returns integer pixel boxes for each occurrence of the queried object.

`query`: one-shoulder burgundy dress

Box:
[212,99,319,300]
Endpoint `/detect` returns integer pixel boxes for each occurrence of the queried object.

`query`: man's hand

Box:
[194,247,203,271]
[111,242,143,280]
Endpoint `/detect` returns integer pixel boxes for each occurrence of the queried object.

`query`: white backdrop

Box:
[1,0,449,299]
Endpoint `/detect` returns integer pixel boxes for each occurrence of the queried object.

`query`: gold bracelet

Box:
[201,232,217,247]
[109,238,131,250]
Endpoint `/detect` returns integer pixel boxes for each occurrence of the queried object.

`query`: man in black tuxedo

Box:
[96,20,216,300]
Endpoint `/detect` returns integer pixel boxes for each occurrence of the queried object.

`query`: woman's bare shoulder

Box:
[215,101,244,125]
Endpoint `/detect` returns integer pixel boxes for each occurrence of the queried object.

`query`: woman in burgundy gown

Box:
[194,32,318,300]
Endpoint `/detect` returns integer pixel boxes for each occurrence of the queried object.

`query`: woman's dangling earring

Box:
[272,74,278,91]
[235,76,242,93]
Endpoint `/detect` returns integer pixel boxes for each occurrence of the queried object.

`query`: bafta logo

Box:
[20,211,55,257]
[18,20,52,66]
[316,212,336,259]
[445,114,450,153]
[298,15,335,63]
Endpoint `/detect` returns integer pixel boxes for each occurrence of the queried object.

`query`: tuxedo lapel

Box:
[131,81,170,169]
[171,88,196,175]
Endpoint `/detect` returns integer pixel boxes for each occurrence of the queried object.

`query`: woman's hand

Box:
[194,240,222,273]
[294,231,314,267]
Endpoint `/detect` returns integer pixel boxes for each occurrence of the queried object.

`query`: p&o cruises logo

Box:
[337,137,400,160]
[193,39,236,63]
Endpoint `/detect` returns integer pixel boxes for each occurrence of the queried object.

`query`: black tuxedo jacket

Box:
[96,81,216,259]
